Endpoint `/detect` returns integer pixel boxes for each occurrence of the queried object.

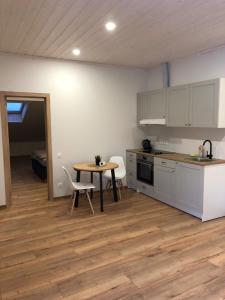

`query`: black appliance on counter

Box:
[142,139,152,152]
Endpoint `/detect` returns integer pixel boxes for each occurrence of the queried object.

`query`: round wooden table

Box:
[73,162,118,212]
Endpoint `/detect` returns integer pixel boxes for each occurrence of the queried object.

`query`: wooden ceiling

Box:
[1,0,225,68]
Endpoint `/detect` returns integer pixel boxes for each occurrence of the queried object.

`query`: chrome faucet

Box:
[203,140,213,159]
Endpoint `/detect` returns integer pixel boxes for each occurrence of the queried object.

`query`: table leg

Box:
[75,170,81,207]
[99,172,104,212]
[90,172,93,199]
[111,169,118,202]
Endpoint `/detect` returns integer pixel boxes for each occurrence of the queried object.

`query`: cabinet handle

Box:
[185,124,188,126]
[161,161,166,164]
[189,124,191,126]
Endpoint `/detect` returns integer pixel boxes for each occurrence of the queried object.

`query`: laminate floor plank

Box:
[1,157,225,299]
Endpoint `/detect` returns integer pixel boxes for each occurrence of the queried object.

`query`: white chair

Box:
[62,166,95,216]
[104,156,126,200]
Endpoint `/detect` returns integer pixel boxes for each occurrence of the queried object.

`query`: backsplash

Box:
[143,126,225,159]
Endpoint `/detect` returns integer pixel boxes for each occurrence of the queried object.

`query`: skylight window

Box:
[7,102,28,123]
[7,102,23,113]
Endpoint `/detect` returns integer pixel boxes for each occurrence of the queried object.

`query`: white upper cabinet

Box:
[137,92,150,123]
[138,78,225,128]
[189,80,219,128]
[137,89,166,124]
[149,89,166,119]
[166,78,225,128]
[166,85,189,127]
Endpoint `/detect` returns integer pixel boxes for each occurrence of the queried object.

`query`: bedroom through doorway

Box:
[0,92,53,207]
[9,100,48,206]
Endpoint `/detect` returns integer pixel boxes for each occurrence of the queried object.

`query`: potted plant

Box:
[95,155,102,166]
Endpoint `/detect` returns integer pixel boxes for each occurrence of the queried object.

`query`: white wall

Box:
[145,46,225,156]
[0,53,148,204]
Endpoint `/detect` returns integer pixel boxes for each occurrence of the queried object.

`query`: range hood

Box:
[139,118,166,125]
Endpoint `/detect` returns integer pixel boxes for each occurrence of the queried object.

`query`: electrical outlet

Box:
[57,153,62,159]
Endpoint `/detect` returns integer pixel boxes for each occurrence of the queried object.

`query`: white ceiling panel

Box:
[1,0,225,67]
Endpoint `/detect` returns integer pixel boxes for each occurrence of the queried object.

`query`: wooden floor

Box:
[1,158,225,299]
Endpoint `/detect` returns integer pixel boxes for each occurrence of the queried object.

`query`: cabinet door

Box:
[154,165,176,204]
[189,80,219,128]
[166,85,189,127]
[137,92,150,124]
[149,89,166,119]
[176,163,203,216]
[126,152,136,190]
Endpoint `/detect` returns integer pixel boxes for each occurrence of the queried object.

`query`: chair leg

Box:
[116,180,121,200]
[106,179,111,191]
[120,179,123,189]
[105,180,109,191]
[70,191,74,199]
[70,191,76,216]
[86,191,94,215]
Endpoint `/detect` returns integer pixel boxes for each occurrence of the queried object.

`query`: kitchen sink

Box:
[187,156,216,162]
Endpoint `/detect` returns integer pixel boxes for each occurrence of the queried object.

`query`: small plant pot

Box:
[95,160,100,166]
[95,155,101,166]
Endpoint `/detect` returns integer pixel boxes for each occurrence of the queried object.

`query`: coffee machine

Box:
[142,139,152,153]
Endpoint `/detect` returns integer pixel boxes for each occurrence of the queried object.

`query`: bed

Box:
[31,150,47,180]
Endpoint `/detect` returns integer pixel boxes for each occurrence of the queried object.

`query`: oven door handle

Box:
[137,162,153,167]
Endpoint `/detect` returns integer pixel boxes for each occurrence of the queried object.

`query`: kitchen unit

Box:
[154,158,176,205]
[136,153,154,196]
[137,78,225,128]
[137,88,166,124]
[126,149,225,221]
[126,151,137,190]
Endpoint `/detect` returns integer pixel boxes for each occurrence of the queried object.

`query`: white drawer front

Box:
[137,181,154,197]
[126,152,136,172]
[126,169,136,178]
[127,175,136,190]
[126,158,136,170]
[127,152,137,159]
[154,157,176,168]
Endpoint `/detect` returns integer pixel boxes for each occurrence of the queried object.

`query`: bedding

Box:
[31,149,47,180]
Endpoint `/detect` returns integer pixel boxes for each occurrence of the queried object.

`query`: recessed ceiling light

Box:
[72,48,81,56]
[105,22,116,31]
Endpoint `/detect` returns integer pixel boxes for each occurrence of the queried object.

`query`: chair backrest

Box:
[62,166,74,190]
[109,156,126,178]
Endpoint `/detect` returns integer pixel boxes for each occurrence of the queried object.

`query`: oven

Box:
[137,154,154,186]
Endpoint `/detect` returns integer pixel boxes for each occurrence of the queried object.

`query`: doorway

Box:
[0,92,53,206]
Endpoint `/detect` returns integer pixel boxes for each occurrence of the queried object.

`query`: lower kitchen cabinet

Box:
[137,181,154,197]
[154,158,203,218]
[126,151,137,190]
[154,158,176,205]
[154,158,225,221]
[175,162,203,218]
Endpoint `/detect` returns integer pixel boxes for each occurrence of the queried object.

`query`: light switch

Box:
[57,152,62,159]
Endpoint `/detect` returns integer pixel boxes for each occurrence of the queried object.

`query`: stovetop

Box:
[142,149,172,155]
